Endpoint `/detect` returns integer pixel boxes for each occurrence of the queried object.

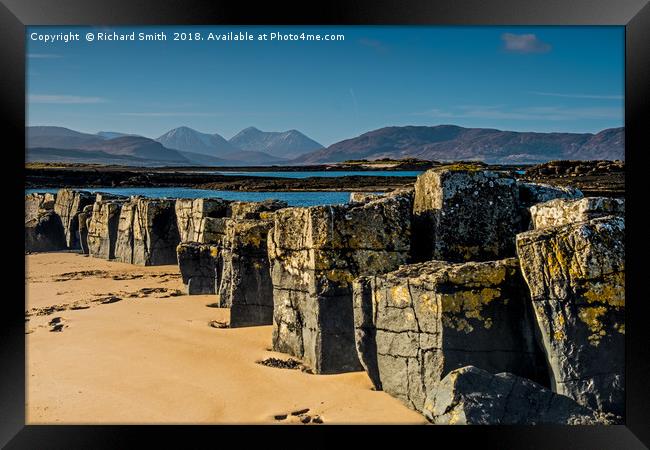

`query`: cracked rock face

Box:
[413,167,521,263]
[423,366,619,425]
[229,199,287,220]
[353,258,548,413]
[177,242,221,295]
[516,215,625,417]
[77,204,94,255]
[349,192,384,203]
[218,219,275,327]
[26,193,56,223]
[114,197,180,266]
[268,191,413,374]
[517,182,584,230]
[175,198,230,243]
[87,200,126,259]
[53,189,95,249]
[530,197,625,230]
[25,210,66,253]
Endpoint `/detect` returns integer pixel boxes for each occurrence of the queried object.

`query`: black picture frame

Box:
[2,0,648,448]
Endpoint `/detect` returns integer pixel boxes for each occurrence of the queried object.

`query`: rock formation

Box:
[25,210,66,253]
[53,189,95,249]
[423,366,617,425]
[349,192,383,203]
[114,197,180,265]
[218,219,275,327]
[516,214,625,417]
[412,166,521,262]
[77,204,94,255]
[87,199,127,259]
[529,197,624,230]
[177,242,221,294]
[268,191,413,374]
[353,258,547,412]
[229,199,288,220]
[175,198,230,243]
[25,192,56,222]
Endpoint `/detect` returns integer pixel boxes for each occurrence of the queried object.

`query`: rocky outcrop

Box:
[77,204,93,255]
[25,192,56,222]
[218,219,275,327]
[53,189,95,249]
[530,197,624,230]
[516,215,625,417]
[423,366,618,425]
[177,242,221,294]
[114,197,180,265]
[412,166,521,262]
[517,182,584,230]
[175,198,230,242]
[229,199,287,220]
[25,210,66,253]
[87,199,127,259]
[349,192,383,203]
[268,191,413,374]
[353,258,547,412]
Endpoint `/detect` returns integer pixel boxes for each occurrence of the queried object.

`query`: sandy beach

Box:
[25,252,426,425]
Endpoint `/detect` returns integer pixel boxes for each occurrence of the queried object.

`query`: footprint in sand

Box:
[49,317,66,332]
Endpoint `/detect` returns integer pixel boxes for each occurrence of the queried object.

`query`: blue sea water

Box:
[25,187,357,207]
[193,170,424,178]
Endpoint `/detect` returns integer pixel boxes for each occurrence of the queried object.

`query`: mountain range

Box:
[26,124,624,167]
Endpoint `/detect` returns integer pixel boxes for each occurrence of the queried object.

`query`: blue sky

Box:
[27,26,624,146]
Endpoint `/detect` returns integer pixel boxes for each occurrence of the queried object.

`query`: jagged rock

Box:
[230,199,287,220]
[268,191,413,374]
[25,210,66,252]
[423,366,619,425]
[530,197,625,230]
[195,217,229,243]
[218,219,275,327]
[349,192,383,203]
[87,200,126,259]
[517,182,584,230]
[177,242,221,294]
[412,167,521,262]
[114,197,180,265]
[77,205,94,255]
[95,192,128,202]
[353,258,547,412]
[25,193,56,222]
[53,189,95,249]
[175,198,230,242]
[516,215,625,417]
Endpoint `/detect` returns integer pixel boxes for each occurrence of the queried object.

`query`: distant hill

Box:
[229,127,324,159]
[293,125,624,164]
[96,131,139,139]
[156,126,238,157]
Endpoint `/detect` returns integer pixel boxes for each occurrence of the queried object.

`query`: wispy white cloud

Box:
[29,94,106,104]
[412,104,622,121]
[27,53,62,59]
[530,91,623,100]
[501,33,551,53]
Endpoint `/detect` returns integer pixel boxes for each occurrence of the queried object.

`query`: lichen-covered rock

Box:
[53,189,95,249]
[229,200,287,220]
[114,197,180,265]
[517,182,584,230]
[412,167,521,262]
[25,210,66,253]
[175,198,230,242]
[177,242,221,294]
[353,257,547,412]
[516,215,625,417]
[530,197,625,230]
[218,219,275,327]
[77,204,94,255]
[87,200,126,259]
[25,193,56,222]
[195,217,229,244]
[349,192,384,203]
[423,366,619,425]
[268,191,413,374]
